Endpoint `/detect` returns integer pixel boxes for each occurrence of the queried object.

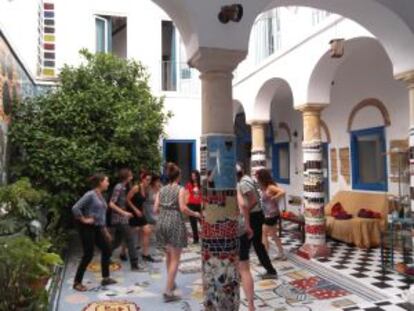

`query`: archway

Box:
[307,37,394,104]
[347,98,391,132]
[153,0,414,76]
[253,77,294,122]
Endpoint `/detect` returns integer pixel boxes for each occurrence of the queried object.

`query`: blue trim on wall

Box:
[163,139,196,170]
[272,142,290,184]
[322,142,330,199]
[350,126,388,192]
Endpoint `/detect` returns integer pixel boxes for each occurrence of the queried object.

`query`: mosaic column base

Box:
[201,191,240,311]
[298,140,330,259]
[200,135,239,310]
[251,149,266,176]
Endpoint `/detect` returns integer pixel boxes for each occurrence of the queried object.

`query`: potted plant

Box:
[0,236,63,310]
[0,178,46,237]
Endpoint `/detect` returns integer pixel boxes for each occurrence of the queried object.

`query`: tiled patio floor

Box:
[52,226,414,311]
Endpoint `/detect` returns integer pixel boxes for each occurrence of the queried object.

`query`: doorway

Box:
[163,140,196,185]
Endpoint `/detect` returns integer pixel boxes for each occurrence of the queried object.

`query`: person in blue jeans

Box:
[72,173,117,291]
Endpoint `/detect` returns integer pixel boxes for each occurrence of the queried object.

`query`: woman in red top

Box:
[185,170,202,244]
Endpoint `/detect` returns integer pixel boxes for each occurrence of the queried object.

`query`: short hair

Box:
[118,168,132,182]
[166,162,181,183]
[88,173,107,189]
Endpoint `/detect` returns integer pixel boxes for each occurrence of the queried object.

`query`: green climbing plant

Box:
[9,49,171,232]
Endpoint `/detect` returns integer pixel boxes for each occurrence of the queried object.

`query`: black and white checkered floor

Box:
[279,226,414,311]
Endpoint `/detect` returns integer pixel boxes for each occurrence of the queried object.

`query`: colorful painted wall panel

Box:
[0,31,37,183]
[38,0,56,79]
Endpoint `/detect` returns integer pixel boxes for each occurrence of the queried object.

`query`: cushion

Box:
[331,202,344,217]
[358,208,381,219]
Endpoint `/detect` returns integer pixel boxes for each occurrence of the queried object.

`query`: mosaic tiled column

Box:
[396,71,414,213]
[251,121,267,176]
[297,104,330,259]
[189,47,246,311]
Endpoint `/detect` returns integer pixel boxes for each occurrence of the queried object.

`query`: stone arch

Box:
[257,0,414,76]
[347,98,391,132]
[320,119,331,143]
[278,122,292,142]
[253,77,293,123]
[153,0,414,75]
[307,37,393,104]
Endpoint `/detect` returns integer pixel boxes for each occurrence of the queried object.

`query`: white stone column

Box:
[396,71,414,213]
[297,103,330,258]
[189,47,246,311]
[250,121,267,176]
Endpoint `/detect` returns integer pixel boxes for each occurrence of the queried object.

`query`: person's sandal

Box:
[273,254,287,261]
[73,283,88,292]
[163,293,181,303]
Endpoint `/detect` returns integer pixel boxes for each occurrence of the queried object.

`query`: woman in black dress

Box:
[126,171,152,261]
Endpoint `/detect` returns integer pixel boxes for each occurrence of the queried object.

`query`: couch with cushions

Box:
[324,191,389,248]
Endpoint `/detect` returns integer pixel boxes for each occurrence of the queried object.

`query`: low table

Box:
[278,214,305,243]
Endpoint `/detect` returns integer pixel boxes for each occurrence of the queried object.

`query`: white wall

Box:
[0,0,203,169]
[233,8,411,211]
[0,0,39,76]
[324,39,408,197]
[162,94,202,169]
[270,96,304,212]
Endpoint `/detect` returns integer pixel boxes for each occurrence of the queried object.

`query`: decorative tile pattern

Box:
[38,0,56,78]
[54,224,414,311]
[251,149,266,175]
[200,134,239,310]
[83,301,140,311]
[300,141,328,256]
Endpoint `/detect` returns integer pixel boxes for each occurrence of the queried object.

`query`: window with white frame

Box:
[95,15,127,56]
[351,126,387,191]
[96,16,110,53]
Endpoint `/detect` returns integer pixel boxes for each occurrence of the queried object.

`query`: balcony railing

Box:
[161,61,200,95]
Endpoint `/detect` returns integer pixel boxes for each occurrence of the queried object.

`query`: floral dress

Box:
[156,184,188,248]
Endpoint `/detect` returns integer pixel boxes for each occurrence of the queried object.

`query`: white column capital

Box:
[296,103,329,114]
[188,47,247,74]
[395,70,414,88]
[249,120,269,127]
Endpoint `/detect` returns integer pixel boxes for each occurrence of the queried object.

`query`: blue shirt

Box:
[72,190,108,226]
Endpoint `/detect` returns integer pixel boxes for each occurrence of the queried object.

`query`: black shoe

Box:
[193,240,199,245]
[131,263,147,272]
[259,272,278,280]
[120,253,127,261]
[101,277,117,286]
[163,293,181,303]
[142,255,156,263]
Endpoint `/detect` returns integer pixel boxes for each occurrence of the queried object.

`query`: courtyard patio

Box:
[52,225,414,311]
